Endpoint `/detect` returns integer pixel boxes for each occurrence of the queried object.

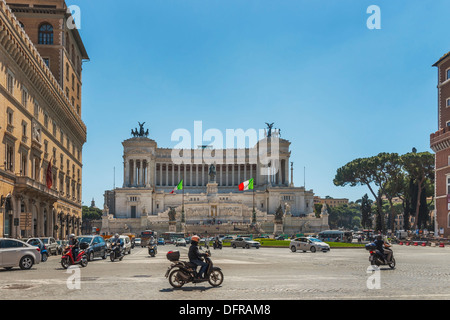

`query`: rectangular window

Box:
[7,70,14,94]
[43,58,50,67]
[447,98,450,108]
[34,100,39,119]
[447,69,450,81]
[447,176,450,194]
[131,206,136,218]
[5,143,14,172]
[22,87,28,107]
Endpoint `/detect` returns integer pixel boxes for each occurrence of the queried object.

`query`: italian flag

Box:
[170,180,183,194]
[238,178,254,191]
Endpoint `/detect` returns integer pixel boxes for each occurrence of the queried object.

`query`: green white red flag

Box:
[238,178,253,191]
[170,180,183,194]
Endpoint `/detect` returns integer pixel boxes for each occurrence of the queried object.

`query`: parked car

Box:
[119,235,132,254]
[158,238,165,245]
[221,236,234,242]
[0,238,40,270]
[290,237,330,253]
[39,237,59,255]
[78,235,108,261]
[175,238,187,247]
[231,237,260,249]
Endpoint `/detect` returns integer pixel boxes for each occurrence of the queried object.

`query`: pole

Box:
[252,179,256,224]
[304,166,306,189]
[181,175,185,223]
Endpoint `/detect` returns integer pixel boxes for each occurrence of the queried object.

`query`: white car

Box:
[290,237,330,253]
[119,235,132,254]
[175,238,187,247]
[0,238,41,270]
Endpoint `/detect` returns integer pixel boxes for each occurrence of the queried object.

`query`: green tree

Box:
[360,193,373,229]
[401,151,434,230]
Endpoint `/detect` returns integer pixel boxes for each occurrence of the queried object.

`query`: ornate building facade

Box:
[0,0,88,238]
[103,124,329,235]
[430,51,450,238]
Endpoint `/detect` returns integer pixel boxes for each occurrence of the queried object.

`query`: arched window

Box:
[38,23,53,45]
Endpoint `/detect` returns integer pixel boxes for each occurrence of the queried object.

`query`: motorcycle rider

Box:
[188,235,208,279]
[374,235,392,262]
[111,233,124,256]
[214,236,221,249]
[68,234,79,261]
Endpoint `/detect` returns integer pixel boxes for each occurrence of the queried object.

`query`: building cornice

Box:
[0,0,86,142]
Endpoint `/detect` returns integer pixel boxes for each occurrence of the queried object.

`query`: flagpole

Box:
[181,176,185,224]
[252,178,256,224]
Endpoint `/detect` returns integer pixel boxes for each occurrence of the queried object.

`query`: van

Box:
[120,235,132,254]
[395,230,408,240]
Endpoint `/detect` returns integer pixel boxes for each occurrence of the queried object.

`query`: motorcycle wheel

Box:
[208,268,224,287]
[110,252,115,262]
[42,253,48,262]
[81,255,88,267]
[388,258,396,269]
[168,270,186,288]
[61,257,70,269]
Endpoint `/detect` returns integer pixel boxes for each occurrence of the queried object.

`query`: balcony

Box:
[430,127,450,152]
[15,176,59,201]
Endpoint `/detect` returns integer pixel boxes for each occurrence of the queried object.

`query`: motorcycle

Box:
[213,240,222,250]
[365,243,396,269]
[61,244,88,269]
[148,243,158,257]
[165,246,224,288]
[110,244,125,262]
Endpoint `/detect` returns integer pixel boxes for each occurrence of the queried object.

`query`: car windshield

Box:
[78,237,93,244]
[40,238,49,244]
[243,238,251,241]
[309,238,321,242]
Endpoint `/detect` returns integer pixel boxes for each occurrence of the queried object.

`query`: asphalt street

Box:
[1,244,450,300]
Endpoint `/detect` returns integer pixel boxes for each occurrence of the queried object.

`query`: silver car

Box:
[0,238,41,270]
[290,237,330,253]
[231,237,260,249]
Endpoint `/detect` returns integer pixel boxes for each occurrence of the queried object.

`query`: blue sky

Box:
[69,0,450,206]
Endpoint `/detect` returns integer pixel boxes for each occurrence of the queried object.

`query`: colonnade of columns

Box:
[124,158,291,188]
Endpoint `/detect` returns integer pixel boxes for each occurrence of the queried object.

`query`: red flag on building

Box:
[46,158,53,189]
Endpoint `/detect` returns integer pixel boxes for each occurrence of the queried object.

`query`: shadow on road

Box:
[160,286,219,292]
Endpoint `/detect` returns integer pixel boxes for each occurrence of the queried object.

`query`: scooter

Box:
[110,245,124,262]
[365,243,396,269]
[148,243,157,257]
[213,240,222,250]
[165,245,224,288]
[61,244,88,269]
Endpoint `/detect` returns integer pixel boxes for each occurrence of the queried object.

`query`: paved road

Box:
[1,244,450,300]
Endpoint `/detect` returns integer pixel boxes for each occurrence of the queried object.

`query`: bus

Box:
[140,230,157,246]
[318,230,353,243]
[161,232,185,244]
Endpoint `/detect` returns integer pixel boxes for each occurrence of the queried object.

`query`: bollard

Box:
[439,242,445,247]
[421,242,426,247]
[414,242,418,246]
[406,242,410,246]
[399,241,403,245]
